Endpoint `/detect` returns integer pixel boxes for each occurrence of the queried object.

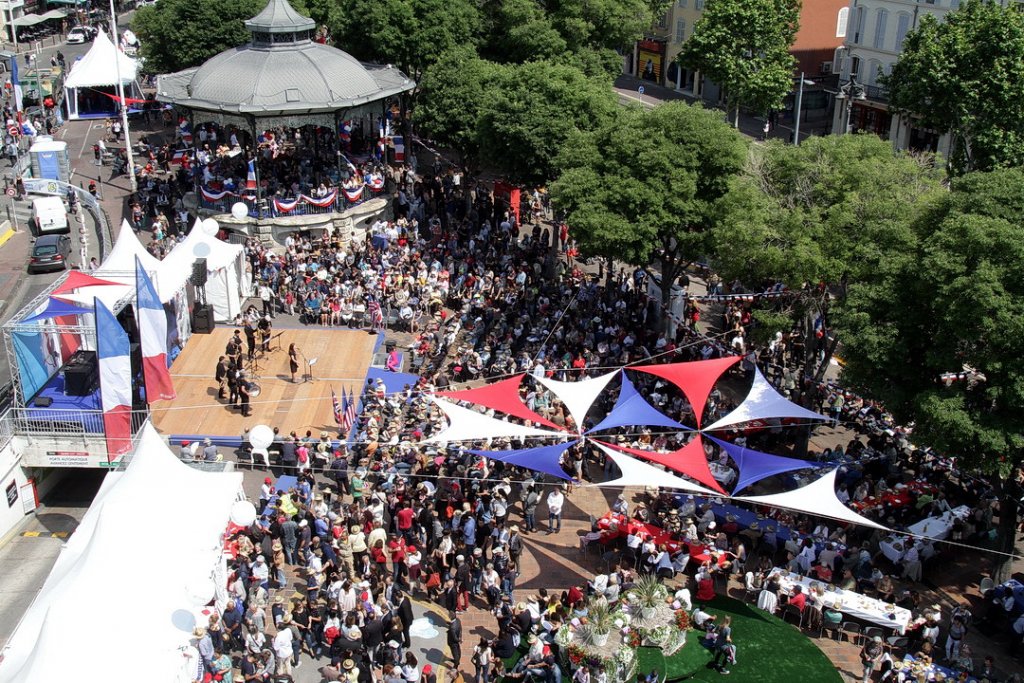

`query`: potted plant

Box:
[630,575,668,620]
[587,598,614,647]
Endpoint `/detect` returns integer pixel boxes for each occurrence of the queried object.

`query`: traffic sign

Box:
[5,187,15,197]
[638,85,645,95]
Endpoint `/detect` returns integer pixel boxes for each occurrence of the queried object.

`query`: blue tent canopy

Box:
[706,435,828,494]
[466,440,578,480]
[22,298,92,324]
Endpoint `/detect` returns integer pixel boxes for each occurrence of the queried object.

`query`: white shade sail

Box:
[423,396,562,444]
[536,370,619,431]
[736,468,889,530]
[590,441,719,495]
[704,367,827,431]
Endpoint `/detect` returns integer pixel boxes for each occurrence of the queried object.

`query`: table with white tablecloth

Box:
[768,568,912,634]
[906,505,971,540]
[708,461,736,488]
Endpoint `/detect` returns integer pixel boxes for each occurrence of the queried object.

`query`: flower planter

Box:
[592,631,610,647]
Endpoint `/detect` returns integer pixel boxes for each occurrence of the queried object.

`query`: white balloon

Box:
[248,424,274,449]
[229,499,257,527]
[192,242,211,258]
[231,202,249,220]
[201,218,220,236]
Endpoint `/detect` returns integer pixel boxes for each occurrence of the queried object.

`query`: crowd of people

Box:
[153,154,1021,683]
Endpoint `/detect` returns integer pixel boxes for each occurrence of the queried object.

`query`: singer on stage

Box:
[289,343,299,383]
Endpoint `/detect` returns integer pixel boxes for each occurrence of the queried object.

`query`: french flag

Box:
[392,135,405,163]
[339,120,352,145]
[135,257,175,402]
[95,298,132,462]
[246,159,257,193]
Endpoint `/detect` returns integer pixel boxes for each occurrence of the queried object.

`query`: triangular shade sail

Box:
[597,435,726,494]
[423,396,561,444]
[633,357,740,427]
[736,468,889,530]
[590,442,719,495]
[706,435,828,494]
[22,298,92,323]
[436,375,562,430]
[50,271,124,296]
[587,371,687,433]
[536,370,619,431]
[466,440,577,480]
[704,367,827,431]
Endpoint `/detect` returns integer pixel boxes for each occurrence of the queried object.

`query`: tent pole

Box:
[108,0,137,193]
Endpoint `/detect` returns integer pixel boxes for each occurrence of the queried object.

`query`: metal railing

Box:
[196,187,380,218]
[8,407,149,437]
[865,84,888,103]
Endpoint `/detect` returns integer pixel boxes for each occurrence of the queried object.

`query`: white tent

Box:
[0,424,243,682]
[160,220,249,322]
[63,31,141,121]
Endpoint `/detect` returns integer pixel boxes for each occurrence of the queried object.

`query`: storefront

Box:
[636,38,667,86]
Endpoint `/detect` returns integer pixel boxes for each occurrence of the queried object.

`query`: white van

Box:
[31,196,69,235]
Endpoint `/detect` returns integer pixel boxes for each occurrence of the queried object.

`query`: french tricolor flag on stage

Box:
[95,298,133,462]
[136,257,175,402]
[246,159,257,192]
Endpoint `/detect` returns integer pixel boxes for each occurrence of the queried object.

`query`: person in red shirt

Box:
[809,561,833,583]
[788,585,807,612]
[396,501,415,542]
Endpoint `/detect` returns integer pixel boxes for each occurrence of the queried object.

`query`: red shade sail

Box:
[435,374,562,430]
[632,356,740,427]
[51,271,124,297]
[597,434,726,494]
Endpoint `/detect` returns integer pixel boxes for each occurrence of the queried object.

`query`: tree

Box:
[414,48,502,165]
[132,0,264,73]
[677,0,799,123]
[551,102,747,322]
[883,0,1024,175]
[477,60,618,186]
[330,0,481,82]
[836,167,1024,476]
[710,135,946,288]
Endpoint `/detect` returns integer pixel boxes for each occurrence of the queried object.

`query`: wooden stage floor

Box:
[150,327,379,439]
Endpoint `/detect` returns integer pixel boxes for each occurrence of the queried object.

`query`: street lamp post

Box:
[793,72,815,146]
[108,0,137,193]
[835,77,867,135]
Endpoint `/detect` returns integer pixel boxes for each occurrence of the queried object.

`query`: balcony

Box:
[864,84,888,103]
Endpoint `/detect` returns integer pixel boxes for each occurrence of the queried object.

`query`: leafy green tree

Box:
[710,135,946,288]
[551,102,747,321]
[836,167,1024,478]
[677,0,800,123]
[133,0,264,73]
[479,0,568,64]
[883,0,1024,175]
[477,60,617,185]
[330,0,481,82]
[414,48,502,165]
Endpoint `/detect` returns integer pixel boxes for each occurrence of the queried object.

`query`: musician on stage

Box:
[258,315,272,353]
[238,370,253,417]
[215,355,230,399]
[289,343,299,383]
[226,330,243,369]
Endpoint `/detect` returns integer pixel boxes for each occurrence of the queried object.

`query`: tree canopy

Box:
[677,0,799,120]
[710,135,946,288]
[551,102,747,318]
[132,0,264,73]
[883,0,1024,175]
[329,0,482,82]
[835,167,1024,474]
[477,60,618,185]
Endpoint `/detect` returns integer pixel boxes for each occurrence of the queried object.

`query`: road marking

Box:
[20,530,70,538]
[77,124,92,159]
[60,127,67,140]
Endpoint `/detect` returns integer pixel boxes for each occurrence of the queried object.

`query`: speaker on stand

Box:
[190,258,215,334]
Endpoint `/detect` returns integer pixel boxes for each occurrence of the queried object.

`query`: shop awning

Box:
[11,9,67,27]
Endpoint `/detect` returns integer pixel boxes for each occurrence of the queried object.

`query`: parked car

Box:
[28,234,72,273]
[66,26,96,44]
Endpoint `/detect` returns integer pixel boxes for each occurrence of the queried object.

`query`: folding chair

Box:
[839,621,863,645]
[783,603,805,629]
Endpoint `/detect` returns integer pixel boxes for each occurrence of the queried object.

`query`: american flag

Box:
[343,388,357,433]
[368,299,384,329]
[332,387,343,426]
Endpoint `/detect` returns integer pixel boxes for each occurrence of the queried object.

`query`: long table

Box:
[769,567,912,634]
[849,480,937,513]
[597,512,683,553]
[906,505,971,540]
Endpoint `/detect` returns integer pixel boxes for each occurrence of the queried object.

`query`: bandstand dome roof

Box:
[156,0,413,117]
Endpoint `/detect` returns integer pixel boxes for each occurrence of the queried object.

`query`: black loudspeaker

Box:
[193,303,215,333]
[191,258,208,287]
[65,350,98,396]
[34,396,53,407]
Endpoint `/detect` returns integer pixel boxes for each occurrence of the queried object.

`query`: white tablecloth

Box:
[709,461,736,487]
[769,568,912,634]
[906,505,971,540]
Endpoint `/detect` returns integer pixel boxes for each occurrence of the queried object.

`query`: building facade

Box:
[630,0,849,135]
[833,0,1021,157]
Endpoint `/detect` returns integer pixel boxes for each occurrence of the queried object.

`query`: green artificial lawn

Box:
[635,595,841,682]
